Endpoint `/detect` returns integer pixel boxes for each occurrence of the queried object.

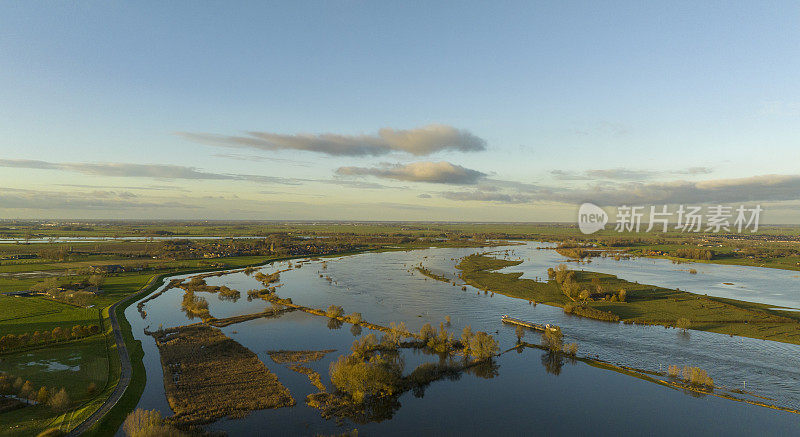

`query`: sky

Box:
[1,1,799,223]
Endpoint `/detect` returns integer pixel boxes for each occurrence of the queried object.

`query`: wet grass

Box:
[0,335,110,436]
[457,254,565,305]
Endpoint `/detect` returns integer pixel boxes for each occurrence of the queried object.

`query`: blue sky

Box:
[1,1,799,222]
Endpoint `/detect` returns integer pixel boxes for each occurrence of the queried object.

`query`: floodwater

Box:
[124,243,800,435]
[494,242,800,309]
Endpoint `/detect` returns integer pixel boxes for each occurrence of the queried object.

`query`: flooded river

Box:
[124,242,800,435]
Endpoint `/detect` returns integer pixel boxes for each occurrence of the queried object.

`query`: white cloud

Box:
[0,159,301,185]
[336,161,487,185]
[178,124,487,157]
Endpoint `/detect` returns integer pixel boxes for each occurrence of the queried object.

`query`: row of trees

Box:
[0,375,71,410]
[0,324,101,353]
[548,265,628,303]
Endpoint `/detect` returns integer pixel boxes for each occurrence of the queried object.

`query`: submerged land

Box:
[457,253,800,344]
[1,220,799,435]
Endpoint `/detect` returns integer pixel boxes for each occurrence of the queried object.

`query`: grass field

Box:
[0,335,110,436]
[0,296,100,337]
[457,253,800,344]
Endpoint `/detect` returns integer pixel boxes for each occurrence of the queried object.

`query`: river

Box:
[123,242,800,435]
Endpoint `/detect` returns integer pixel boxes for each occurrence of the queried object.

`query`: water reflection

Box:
[541,351,565,376]
[124,244,800,436]
[327,318,344,330]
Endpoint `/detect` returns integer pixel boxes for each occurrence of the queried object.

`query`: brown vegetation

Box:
[268,349,337,364]
[289,365,327,392]
[150,325,294,425]
[667,365,714,388]
[123,408,186,437]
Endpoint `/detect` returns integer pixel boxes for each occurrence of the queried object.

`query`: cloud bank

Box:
[0,159,301,185]
[178,124,487,157]
[551,167,713,181]
[562,174,800,206]
[336,161,487,185]
[442,174,800,205]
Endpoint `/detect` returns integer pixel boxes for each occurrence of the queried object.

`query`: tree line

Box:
[0,324,101,353]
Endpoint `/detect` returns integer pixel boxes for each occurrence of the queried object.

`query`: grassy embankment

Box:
[457,253,800,345]
[0,252,316,436]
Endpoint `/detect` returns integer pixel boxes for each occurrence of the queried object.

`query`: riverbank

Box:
[457,253,800,345]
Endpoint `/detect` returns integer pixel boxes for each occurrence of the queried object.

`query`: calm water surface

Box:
[124,243,800,435]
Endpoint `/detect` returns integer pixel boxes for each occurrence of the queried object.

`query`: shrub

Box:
[667,365,680,377]
[676,318,691,332]
[542,328,563,352]
[329,353,403,403]
[326,305,344,318]
[461,325,475,349]
[37,386,50,404]
[48,388,70,411]
[351,334,380,358]
[564,343,578,356]
[682,366,714,388]
[123,408,186,437]
[469,332,499,359]
[20,380,35,400]
[426,324,454,354]
[347,312,363,324]
[383,322,409,345]
[419,323,436,342]
[181,291,210,320]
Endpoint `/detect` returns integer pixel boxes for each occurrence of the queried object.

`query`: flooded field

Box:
[125,243,800,435]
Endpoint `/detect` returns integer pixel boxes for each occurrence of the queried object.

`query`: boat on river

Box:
[501,314,559,332]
